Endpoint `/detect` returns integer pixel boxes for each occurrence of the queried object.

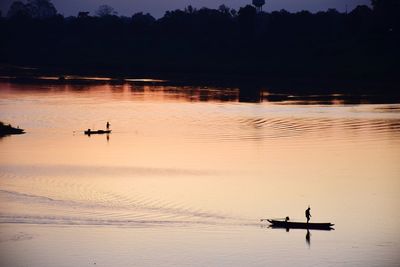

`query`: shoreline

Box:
[1,68,399,95]
[2,75,400,105]
[0,122,25,137]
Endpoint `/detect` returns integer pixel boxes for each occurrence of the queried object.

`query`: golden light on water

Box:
[0,82,399,267]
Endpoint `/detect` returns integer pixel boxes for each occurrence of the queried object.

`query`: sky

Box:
[1,0,371,18]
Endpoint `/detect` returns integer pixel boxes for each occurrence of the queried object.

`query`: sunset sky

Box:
[1,0,370,18]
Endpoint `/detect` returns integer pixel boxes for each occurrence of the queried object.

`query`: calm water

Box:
[0,82,399,267]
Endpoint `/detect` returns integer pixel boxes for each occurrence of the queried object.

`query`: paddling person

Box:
[106,121,110,130]
[305,206,311,223]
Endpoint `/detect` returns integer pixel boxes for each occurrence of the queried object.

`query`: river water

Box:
[0,81,399,267]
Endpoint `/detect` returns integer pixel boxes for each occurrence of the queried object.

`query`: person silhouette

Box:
[305,206,311,223]
[106,122,110,130]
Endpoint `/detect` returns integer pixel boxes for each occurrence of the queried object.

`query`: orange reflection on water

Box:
[0,82,400,267]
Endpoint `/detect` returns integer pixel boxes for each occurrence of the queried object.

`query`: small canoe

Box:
[266,219,334,230]
[84,130,111,135]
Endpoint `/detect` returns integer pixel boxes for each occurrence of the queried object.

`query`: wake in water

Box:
[0,179,252,227]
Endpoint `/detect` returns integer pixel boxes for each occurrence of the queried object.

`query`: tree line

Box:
[0,0,399,82]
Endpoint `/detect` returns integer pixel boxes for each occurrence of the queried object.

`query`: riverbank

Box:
[1,65,399,95]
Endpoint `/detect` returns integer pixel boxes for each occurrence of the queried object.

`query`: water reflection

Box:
[2,81,400,105]
[84,131,111,143]
[1,81,400,267]
[306,229,311,248]
[238,84,262,103]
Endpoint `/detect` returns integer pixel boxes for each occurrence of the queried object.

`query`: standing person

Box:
[305,206,311,223]
[106,121,110,130]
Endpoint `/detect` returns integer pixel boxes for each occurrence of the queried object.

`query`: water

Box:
[0,82,399,267]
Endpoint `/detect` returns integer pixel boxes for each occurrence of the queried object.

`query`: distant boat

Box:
[84,129,111,135]
[265,219,334,230]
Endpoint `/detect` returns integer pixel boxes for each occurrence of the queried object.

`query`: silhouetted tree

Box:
[371,0,400,30]
[184,5,195,14]
[218,4,230,15]
[350,5,372,16]
[78,11,90,18]
[371,0,400,13]
[7,0,57,18]
[348,5,373,34]
[26,0,57,18]
[252,0,265,12]
[0,2,398,83]
[131,12,155,29]
[326,8,340,16]
[132,12,155,23]
[7,1,31,18]
[96,4,117,17]
[238,5,257,36]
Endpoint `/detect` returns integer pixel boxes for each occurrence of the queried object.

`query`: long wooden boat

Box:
[266,219,334,230]
[84,129,111,135]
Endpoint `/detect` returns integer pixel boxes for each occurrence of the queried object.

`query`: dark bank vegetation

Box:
[0,0,399,89]
[0,121,25,137]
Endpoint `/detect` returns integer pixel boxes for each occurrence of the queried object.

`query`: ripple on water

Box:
[200,115,400,146]
[0,174,247,228]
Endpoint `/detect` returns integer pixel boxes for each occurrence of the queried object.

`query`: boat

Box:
[265,219,334,230]
[84,129,111,135]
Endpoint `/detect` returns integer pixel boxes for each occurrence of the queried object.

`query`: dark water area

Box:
[1,75,400,105]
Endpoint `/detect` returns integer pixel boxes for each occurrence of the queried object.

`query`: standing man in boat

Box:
[305,206,311,223]
[106,121,110,130]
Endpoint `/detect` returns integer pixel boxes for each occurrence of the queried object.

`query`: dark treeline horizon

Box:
[1,0,399,86]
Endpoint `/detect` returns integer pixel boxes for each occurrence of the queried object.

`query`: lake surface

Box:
[0,81,399,267]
